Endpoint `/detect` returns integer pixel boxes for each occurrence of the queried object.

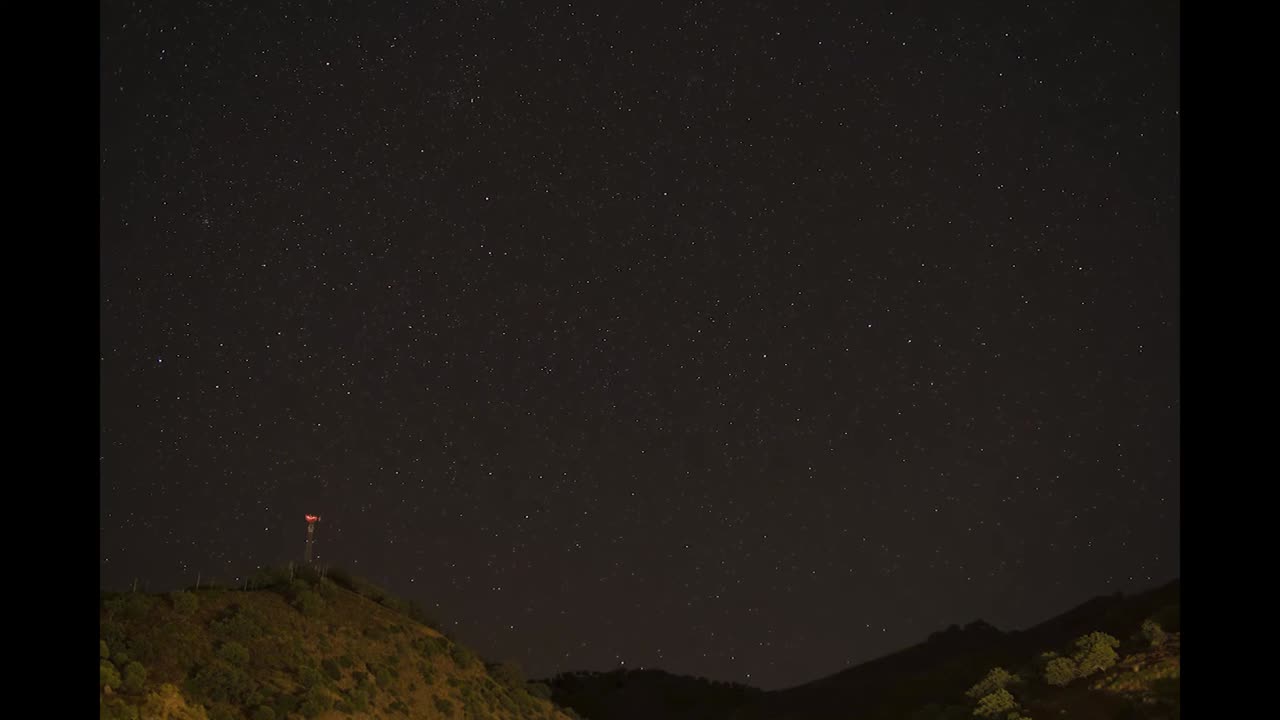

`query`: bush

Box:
[1071,632,1120,677]
[298,686,333,718]
[169,591,199,615]
[101,640,111,659]
[1044,656,1078,686]
[973,688,1018,718]
[1141,619,1167,647]
[252,706,276,720]
[450,643,476,669]
[210,607,262,642]
[298,665,325,689]
[122,661,148,694]
[527,681,552,699]
[294,590,325,617]
[188,661,254,704]
[487,660,526,689]
[218,641,250,666]
[100,660,122,690]
[965,667,1015,699]
[322,658,342,681]
[434,696,455,715]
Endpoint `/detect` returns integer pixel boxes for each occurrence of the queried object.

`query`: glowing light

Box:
[305,515,319,523]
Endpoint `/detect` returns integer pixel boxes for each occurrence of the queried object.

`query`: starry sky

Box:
[99,0,1179,691]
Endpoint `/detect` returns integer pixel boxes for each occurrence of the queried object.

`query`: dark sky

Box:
[99,0,1179,691]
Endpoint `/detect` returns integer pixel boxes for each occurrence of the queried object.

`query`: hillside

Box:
[99,568,579,720]
[542,579,1180,720]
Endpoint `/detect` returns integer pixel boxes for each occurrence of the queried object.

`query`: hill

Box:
[99,567,579,720]
[541,579,1180,720]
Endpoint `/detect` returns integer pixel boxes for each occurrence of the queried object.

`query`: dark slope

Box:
[544,579,1180,720]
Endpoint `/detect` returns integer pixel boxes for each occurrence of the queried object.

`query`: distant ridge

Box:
[544,578,1181,720]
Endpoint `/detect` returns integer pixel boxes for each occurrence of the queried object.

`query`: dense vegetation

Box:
[99,566,575,720]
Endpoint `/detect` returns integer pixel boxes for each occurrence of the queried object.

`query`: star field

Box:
[100,0,1179,690]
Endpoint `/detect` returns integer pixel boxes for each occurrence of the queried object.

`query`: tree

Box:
[218,641,250,666]
[101,661,122,691]
[122,660,148,694]
[972,688,1018,718]
[488,660,526,689]
[143,683,209,720]
[1044,657,1078,686]
[294,590,325,617]
[1141,619,1167,647]
[1071,632,1120,677]
[965,667,1016,699]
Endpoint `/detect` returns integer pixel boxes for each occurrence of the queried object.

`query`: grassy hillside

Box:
[99,568,579,720]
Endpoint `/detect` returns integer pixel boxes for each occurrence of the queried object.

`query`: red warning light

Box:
[305,515,319,523]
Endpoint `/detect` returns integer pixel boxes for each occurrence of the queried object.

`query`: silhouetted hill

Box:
[99,567,577,720]
[543,579,1180,720]
[546,669,763,720]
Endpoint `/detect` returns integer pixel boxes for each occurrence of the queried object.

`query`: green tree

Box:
[122,661,148,694]
[218,641,250,666]
[1141,619,1167,647]
[965,667,1016,699]
[1071,632,1120,677]
[488,660,526,689]
[1044,656,1078,686]
[527,681,552,699]
[100,660,122,691]
[973,688,1018,718]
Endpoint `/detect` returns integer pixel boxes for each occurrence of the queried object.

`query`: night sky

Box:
[100,0,1180,691]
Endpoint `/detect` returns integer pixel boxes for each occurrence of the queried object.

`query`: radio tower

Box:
[304,515,320,565]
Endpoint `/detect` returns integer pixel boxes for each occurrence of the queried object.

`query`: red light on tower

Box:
[304,514,320,565]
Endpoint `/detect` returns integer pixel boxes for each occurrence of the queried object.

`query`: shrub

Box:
[298,686,333,718]
[1044,656,1078,686]
[434,696,455,715]
[101,660,122,690]
[450,643,476,669]
[211,607,262,642]
[322,658,342,681]
[218,641,250,666]
[1071,632,1120,677]
[122,661,148,694]
[965,667,1015,699]
[294,590,325,617]
[527,681,552,699]
[1141,619,1167,647]
[252,706,276,720]
[100,695,141,720]
[208,704,238,720]
[188,662,254,704]
[350,689,370,711]
[973,688,1018,718]
[298,665,325,689]
[169,591,199,615]
[101,640,111,659]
